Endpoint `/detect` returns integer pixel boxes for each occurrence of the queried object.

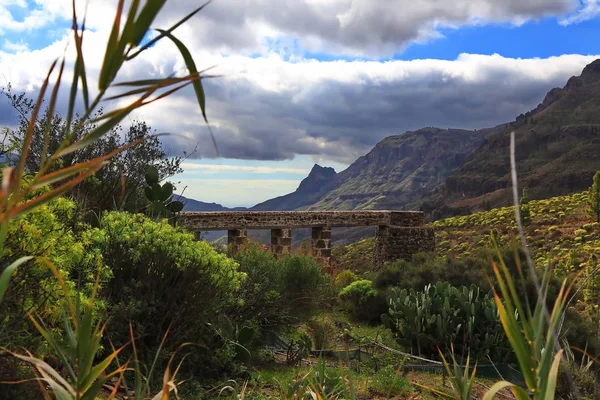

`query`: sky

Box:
[1,0,600,207]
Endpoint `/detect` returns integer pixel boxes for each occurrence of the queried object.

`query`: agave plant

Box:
[482,255,576,399]
[414,345,477,400]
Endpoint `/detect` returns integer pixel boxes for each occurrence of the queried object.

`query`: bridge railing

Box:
[178,210,435,271]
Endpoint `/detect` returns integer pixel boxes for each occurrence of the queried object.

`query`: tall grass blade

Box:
[99,0,125,90]
[127,1,213,58]
[131,0,167,46]
[0,256,33,301]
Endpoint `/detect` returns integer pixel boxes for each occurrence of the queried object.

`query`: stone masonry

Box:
[179,210,434,269]
[373,226,435,270]
[227,229,248,255]
[311,227,332,272]
[271,228,292,258]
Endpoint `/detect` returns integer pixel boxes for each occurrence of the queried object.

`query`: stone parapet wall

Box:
[179,210,424,230]
[179,210,433,270]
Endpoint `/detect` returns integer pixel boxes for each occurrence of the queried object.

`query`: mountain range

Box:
[182,59,600,220]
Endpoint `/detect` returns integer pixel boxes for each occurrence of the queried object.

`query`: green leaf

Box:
[217,314,234,339]
[144,186,154,201]
[127,1,213,59]
[167,201,184,213]
[155,29,207,123]
[151,183,163,201]
[233,342,251,362]
[10,351,76,397]
[131,0,167,46]
[99,0,126,90]
[160,182,174,201]
[543,350,563,400]
[55,106,135,158]
[482,381,529,400]
[0,256,34,302]
[145,166,159,185]
[149,201,164,215]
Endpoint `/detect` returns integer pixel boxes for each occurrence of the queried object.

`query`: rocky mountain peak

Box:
[581,59,600,83]
[297,164,336,192]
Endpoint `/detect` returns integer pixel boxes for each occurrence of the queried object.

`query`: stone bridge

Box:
[179,210,435,270]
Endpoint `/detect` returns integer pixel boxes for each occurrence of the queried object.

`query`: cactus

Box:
[143,166,184,220]
[384,282,509,361]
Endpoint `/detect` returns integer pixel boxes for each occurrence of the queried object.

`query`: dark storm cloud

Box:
[152,54,598,163]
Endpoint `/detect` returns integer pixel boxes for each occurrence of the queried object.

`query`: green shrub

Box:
[89,212,243,374]
[375,252,488,292]
[383,282,509,361]
[229,244,329,341]
[370,365,411,396]
[339,280,383,323]
[305,314,337,351]
[334,269,358,290]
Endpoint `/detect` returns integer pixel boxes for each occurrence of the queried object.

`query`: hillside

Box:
[426,60,600,217]
[333,190,599,284]
[303,126,503,211]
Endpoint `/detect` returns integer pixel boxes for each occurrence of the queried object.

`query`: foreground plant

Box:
[415,346,477,400]
[278,358,356,400]
[3,266,188,400]
[0,0,214,302]
[482,253,575,399]
[3,266,127,399]
[0,0,216,397]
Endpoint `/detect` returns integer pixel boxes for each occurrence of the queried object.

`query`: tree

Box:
[3,88,183,213]
[589,171,600,223]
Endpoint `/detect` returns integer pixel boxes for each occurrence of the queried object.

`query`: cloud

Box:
[180,162,307,174]
[137,52,599,163]
[147,0,580,57]
[0,0,583,57]
[0,2,598,164]
[1,36,598,163]
[179,178,301,207]
[560,0,600,24]
[3,39,28,52]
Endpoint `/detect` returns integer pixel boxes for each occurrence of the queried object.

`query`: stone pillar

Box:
[271,228,292,258]
[311,226,332,272]
[227,229,247,255]
[373,225,435,270]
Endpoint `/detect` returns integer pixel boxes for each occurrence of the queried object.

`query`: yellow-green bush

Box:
[0,197,103,352]
[87,212,244,375]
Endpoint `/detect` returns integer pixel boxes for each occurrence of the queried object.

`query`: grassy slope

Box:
[335,191,599,282]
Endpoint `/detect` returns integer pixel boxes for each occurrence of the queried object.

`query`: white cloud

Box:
[1,31,598,162]
[3,39,28,52]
